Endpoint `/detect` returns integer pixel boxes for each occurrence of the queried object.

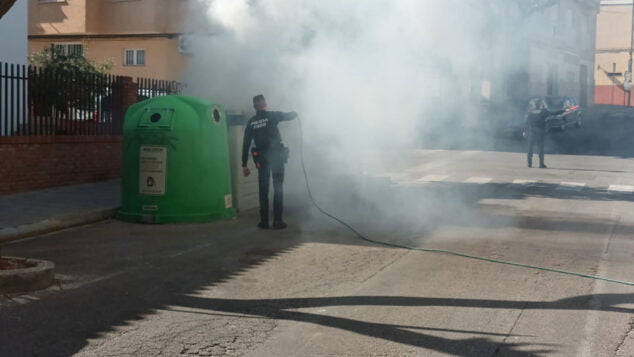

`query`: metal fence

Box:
[137,77,184,100]
[0,62,182,136]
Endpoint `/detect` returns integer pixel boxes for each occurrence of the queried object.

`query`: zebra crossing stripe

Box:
[417,174,448,182]
[465,177,492,184]
[396,173,634,194]
[558,182,586,190]
[608,185,634,193]
[12,297,31,305]
[513,179,537,185]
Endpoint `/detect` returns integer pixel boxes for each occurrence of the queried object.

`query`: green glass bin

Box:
[117,95,236,223]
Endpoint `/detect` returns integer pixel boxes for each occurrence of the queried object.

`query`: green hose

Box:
[296,118,634,287]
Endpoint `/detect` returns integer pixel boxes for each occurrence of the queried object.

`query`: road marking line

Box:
[608,185,634,193]
[512,179,536,185]
[464,177,492,184]
[59,271,125,290]
[12,297,31,305]
[417,174,448,182]
[558,182,586,190]
[21,295,39,301]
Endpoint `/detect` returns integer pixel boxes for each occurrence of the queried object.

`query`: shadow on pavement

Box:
[171,293,634,356]
[417,181,634,203]
[2,170,633,355]
[0,216,302,356]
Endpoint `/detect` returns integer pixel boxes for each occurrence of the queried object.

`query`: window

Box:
[124,49,145,66]
[52,43,84,57]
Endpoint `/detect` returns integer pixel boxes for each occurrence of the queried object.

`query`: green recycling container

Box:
[117,95,236,223]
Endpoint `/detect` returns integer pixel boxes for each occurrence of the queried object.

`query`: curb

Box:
[0,208,118,244]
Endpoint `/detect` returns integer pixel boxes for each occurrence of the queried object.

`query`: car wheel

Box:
[575,115,582,128]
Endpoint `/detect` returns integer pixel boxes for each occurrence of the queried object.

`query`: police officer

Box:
[241,95,297,229]
[525,98,565,168]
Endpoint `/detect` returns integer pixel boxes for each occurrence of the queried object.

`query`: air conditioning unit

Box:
[178,35,193,54]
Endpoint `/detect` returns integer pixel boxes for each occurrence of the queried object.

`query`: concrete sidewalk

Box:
[0,180,120,243]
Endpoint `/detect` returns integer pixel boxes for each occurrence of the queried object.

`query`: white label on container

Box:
[139,146,167,195]
[224,194,233,208]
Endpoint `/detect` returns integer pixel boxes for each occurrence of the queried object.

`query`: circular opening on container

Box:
[212,108,221,124]
[150,113,162,123]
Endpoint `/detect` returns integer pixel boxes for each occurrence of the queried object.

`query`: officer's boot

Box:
[539,154,546,168]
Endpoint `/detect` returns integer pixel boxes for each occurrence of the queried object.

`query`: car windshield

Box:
[545,97,565,109]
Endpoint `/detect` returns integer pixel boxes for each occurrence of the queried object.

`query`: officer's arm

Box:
[241,124,252,167]
[273,111,298,122]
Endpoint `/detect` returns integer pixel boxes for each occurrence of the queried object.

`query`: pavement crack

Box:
[615,316,634,356]
[359,250,408,284]
[604,216,620,255]
[491,300,529,357]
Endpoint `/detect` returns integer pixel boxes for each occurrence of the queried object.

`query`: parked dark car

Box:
[544,96,582,132]
[502,96,582,139]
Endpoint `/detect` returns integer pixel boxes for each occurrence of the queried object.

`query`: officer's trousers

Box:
[257,152,285,224]
[527,128,545,166]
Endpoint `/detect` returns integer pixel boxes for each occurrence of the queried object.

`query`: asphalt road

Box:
[1,105,634,356]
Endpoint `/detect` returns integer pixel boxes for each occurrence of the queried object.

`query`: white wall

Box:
[0,0,27,65]
[228,125,259,211]
[0,1,28,135]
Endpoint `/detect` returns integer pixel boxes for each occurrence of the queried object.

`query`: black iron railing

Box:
[137,77,184,101]
[0,62,183,137]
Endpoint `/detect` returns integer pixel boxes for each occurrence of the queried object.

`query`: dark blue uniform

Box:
[242,110,297,226]
[525,108,565,167]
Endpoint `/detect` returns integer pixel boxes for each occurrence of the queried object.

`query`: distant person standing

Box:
[241,95,297,229]
[525,98,565,168]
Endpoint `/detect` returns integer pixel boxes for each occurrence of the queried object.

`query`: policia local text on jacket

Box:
[241,95,297,229]
[525,101,565,168]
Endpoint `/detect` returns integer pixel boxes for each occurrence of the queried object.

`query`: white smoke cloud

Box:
[183,0,530,237]
[185,0,496,154]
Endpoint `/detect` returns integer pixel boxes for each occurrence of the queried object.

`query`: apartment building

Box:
[595,0,634,106]
[28,0,209,81]
[523,0,599,107]
[462,0,599,115]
